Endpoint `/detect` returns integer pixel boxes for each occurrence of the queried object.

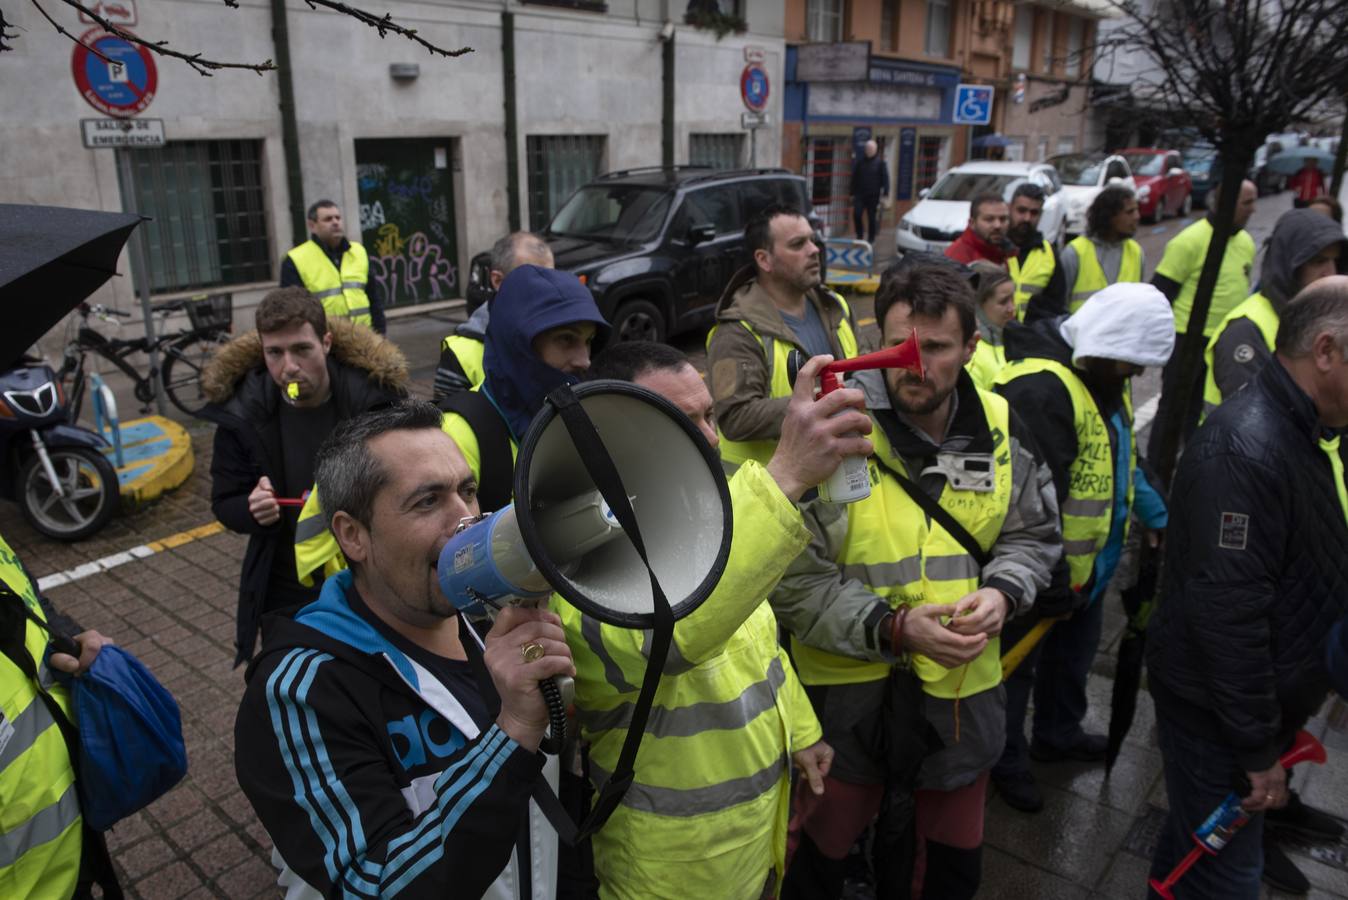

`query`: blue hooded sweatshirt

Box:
[481,265,610,440]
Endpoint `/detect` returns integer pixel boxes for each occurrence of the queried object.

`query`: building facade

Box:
[778,0,1111,241]
[2,0,786,344]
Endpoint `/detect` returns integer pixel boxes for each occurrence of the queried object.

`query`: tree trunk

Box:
[1151,143,1255,490]
[1331,93,1348,198]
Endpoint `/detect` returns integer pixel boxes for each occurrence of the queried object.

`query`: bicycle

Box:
[57,294,234,421]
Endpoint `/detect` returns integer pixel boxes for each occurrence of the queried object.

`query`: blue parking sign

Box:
[953,84,993,125]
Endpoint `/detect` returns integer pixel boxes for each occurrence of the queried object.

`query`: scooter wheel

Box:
[18,445,120,541]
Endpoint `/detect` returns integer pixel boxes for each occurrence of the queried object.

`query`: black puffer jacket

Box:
[199,319,407,664]
[1147,358,1348,771]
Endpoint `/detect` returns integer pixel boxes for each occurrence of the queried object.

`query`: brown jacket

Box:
[707,265,856,442]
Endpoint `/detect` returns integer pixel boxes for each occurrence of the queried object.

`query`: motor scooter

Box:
[0,358,119,541]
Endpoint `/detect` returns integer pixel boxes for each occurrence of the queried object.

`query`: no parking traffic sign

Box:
[741,64,770,113]
[71,28,157,117]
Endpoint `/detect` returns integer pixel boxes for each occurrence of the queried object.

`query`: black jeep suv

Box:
[465,166,815,343]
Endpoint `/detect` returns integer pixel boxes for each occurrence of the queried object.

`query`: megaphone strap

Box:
[543,385,678,844]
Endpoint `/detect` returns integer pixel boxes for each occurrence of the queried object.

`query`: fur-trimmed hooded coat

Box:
[199,318,408,664]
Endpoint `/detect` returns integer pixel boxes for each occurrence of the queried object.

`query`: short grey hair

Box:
[1276,277,1348,357]
[489,231,552,276]
[315,401,445,532]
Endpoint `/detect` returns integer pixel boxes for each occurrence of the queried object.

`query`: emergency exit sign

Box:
[81,117,166,148]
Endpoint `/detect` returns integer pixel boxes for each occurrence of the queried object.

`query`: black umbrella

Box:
[0,204,142,367]
[1107,539,1162,775]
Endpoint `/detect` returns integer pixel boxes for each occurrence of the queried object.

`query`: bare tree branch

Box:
[0,7,17,52]
[301,0,473,58]
[1094,0,1348,488]
[6,0,472,69]
[33,0,275,74]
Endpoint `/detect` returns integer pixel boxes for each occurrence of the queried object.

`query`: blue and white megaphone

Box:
[436,379,733,629]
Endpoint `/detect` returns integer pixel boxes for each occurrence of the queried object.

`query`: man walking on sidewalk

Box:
[851,140,889,245]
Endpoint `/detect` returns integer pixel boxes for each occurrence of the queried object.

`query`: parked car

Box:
[1049,152,1136,239]
[1181,145,1219,209]
[1250,141,1288,196]
[895,161,1068,255]
[464,167,816,342]
[1118,148,1193,222]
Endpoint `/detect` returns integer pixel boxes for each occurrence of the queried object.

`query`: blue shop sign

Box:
[867,61,960,90]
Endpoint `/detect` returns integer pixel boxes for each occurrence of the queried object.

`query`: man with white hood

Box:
[989,284,1174,812]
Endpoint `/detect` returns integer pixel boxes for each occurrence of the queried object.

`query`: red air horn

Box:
[786,330,924,503]
[1149,730,1327,900]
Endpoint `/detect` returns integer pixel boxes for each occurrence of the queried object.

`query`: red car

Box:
[1118,148,1193,222]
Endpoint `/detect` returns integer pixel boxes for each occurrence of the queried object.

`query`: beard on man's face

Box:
[888,371,950,417]
[1007,220,1036,247]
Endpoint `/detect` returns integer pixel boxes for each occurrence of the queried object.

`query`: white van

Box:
[896,161,1069,255]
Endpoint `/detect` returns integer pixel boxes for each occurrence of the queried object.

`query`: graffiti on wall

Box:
[368,223,457,302]
[355,154,458,303]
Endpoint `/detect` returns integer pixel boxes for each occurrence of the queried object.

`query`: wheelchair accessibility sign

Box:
[953,84,993,126]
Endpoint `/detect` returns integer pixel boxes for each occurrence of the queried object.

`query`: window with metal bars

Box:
[689,134,744,169]
[806,0,844,43]
[925,0,951,56]
[117,140,271,293]
[526,135,606,232]
[916,136,947,192]
[881,0,900,51]
[806,137,851,236]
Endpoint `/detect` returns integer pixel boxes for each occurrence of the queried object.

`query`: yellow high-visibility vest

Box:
[0,536,82,898]
[1067,236,1142,311]
[1201,292,1279,412]
[439,334,487,394]
[994,358,1134,589]
[791,388,1013,699]
[1009,239,1055,321]
[707,291,857,471]
[966,338,1007,391]
[287,241,373,327]
[554,461,818,900]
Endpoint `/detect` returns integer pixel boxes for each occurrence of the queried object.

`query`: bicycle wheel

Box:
[161,332,229,417]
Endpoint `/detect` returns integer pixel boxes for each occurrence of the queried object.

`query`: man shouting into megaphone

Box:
[234,402,577,898]
[565,342,875,900]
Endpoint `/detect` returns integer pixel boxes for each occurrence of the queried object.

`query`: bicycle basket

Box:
[185,293,233,332]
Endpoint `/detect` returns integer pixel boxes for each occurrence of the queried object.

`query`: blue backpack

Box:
[14,599,187,831]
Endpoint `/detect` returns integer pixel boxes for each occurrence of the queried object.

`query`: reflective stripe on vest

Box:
[559,587,808,898]
[709,291,858,470]
[287,241,373,327]
[1068,236,1143,311]
[994,358,1131,589]
[0,537,82,897]
[791,389,1013,698]
[1201,292,1279,412]
[1009,240,1055,321]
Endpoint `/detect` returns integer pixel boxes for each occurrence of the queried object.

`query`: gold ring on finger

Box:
[521,641,545,663]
